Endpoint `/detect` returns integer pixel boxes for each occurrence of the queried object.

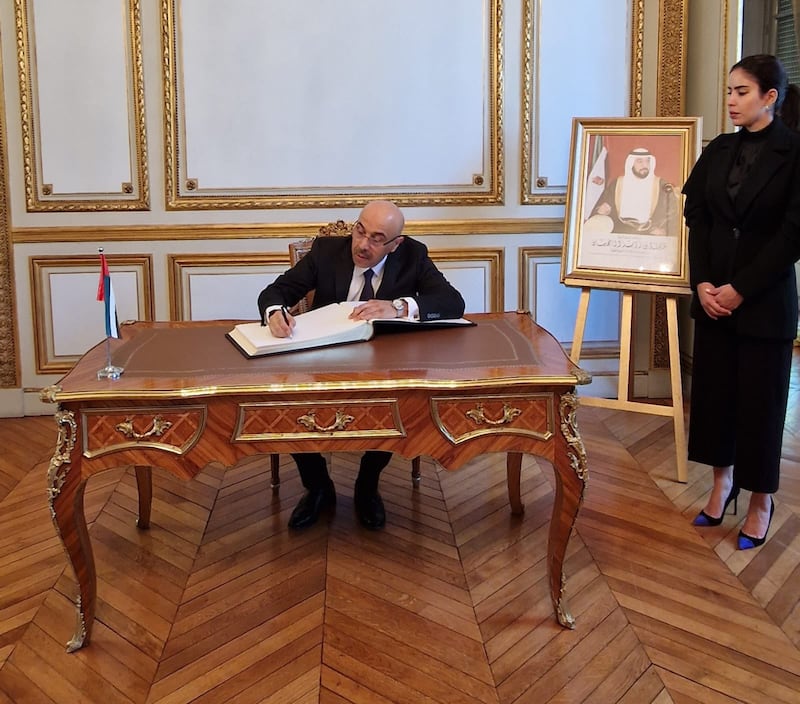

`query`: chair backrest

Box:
[289,220,352,314]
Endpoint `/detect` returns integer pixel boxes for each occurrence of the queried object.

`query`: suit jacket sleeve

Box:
[682,135,720,291]
[379,238,465,321]
[257,238,329,318]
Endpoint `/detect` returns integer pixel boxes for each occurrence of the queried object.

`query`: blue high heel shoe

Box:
[737,498,775,550]
[692,485,740,527]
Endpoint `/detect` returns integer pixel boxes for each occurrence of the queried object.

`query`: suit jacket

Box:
[257,235,466,322]
[682,118,800,338]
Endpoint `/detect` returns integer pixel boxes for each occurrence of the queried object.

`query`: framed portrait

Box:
[561,117,702,294]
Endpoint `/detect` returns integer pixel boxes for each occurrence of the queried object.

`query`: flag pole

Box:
[96,247,124,380]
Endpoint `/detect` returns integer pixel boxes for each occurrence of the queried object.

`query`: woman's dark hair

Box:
[731,54,788,109]
[780,83,800,132]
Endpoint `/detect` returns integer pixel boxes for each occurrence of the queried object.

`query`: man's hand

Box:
[267,308,295,337]
[596,202,611,215]
[349,300,397,320]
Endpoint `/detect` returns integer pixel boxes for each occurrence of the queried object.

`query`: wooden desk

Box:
[42,312,590,652]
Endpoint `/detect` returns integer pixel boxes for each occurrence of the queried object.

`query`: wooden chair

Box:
[269,219,422,492]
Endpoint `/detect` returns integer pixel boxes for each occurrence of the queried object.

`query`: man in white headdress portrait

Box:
[586,147,678,235]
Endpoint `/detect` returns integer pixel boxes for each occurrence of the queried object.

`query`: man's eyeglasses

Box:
[352,221,402,248]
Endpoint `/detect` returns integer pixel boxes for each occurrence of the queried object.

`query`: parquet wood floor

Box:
[1,353,800,703]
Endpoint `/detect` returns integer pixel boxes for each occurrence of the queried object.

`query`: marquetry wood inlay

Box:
[431,393,553,444]
[234,399,405,441]
[81,406,206,458]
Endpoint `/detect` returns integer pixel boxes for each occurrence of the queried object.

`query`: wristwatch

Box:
[391,298,406,317]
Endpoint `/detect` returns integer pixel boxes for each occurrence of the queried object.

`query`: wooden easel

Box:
[569,288,688,482]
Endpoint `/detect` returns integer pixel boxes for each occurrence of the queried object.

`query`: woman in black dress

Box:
[683,54,800,549]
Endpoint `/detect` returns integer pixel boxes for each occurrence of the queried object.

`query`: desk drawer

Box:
[80,405,207,458]
[234,398,406,441]
[431,393,553,444]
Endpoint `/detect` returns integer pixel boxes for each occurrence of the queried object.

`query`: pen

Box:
[281,305,292,338]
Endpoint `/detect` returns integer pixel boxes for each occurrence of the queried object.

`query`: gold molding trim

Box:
[631,0,644,117]
[13,218,565,244]
[14,0,149,211]
[162,0,503,209]
[656,0,688,117]
[520,0,645,205]
[168,253,288,321]
[720,0,731,135]
[0,44,18,388]
[30,255,155,375]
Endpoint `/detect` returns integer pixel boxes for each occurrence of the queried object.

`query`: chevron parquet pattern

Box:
[2,356,800,702]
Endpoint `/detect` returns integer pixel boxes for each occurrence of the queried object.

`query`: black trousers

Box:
[688,322,792,494]
[291,451,392,492]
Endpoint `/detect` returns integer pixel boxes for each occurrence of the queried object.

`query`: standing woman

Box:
[683,54,800,549]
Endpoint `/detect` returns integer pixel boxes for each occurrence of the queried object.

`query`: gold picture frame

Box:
[561,117,701,294]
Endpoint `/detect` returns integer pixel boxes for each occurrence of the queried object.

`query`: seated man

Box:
[258,199,466,530]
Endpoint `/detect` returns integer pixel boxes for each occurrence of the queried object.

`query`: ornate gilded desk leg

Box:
[134,465,153,529]
[549,391,588,629]
[506,452,524,515]
[46,409,95,652]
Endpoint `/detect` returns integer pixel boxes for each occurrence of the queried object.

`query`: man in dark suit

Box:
[257,200,466,530]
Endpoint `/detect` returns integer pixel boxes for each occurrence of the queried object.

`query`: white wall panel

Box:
[524,0,631,201]
[437,265,489,315]
[33,0,129,193]
[16,0,148,209]
[50,271,139,355]
[188,272,278,322]
[171,0,498,206]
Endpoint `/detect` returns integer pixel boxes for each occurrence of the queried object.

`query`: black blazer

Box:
[682,118,800,338]
[257,235,466,322]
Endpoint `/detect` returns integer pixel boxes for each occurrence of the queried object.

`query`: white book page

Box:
[231,302,368,353]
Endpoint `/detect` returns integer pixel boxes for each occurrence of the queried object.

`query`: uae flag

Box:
[96,252,120,339]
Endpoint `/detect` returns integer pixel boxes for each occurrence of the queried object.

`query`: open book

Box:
[227,301,475,358]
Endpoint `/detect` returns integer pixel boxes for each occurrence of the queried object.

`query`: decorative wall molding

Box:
[430,248,504,312]
[30,255,154,374]
[521,0,643,205]
[14,0,149,212]
[0,61,16,388]
[12,218,565,244]
[168,248,503,320]
[519,245,622,349]
[162,0,503,209]
[656,0,688,117]
[168,253,288,321]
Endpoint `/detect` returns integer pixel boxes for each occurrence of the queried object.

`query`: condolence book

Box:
[227,302,475,358]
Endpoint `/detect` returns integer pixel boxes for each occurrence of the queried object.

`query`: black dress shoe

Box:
[288,485,336,529]
[354,487,386,530]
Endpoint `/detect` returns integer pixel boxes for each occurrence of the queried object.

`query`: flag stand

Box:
[95,247,124,380]
[96,337,123,380]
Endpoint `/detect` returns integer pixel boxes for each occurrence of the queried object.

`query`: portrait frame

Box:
[561,117,702,294]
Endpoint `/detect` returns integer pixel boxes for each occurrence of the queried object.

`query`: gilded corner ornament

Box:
[40,385,62,404]
[65,595,88,653]
[555,573,576,629]
[46,409,76,507]
[559,392,588,484]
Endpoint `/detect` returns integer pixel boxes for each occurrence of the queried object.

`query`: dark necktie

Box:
[359,269,374,301]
